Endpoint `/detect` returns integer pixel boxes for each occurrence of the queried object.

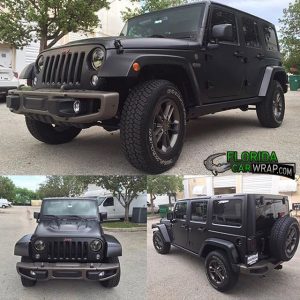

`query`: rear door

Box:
[172,201,188,247]
[102,197,116,219]
[240,16,266,97]
[187,199,209,254]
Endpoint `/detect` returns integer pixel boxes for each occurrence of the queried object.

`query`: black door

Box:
[172,201,188,247]
[203,6,246,102]
[187,200,209,253]
[240,16,267,97]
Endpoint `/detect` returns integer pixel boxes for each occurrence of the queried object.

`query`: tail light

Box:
[13,71,18,78]
[247,237,257,253]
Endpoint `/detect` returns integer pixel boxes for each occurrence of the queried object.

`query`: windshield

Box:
[41,199,98,218]
[120,3,205,40]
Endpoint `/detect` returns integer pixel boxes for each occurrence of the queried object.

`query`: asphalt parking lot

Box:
[0,206,146,300]
[147,218,300,300]
[0,91,299,175]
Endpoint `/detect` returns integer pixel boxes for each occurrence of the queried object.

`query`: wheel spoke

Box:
[163,102,172,120]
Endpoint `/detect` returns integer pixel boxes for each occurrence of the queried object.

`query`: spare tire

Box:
[270,216,299,261]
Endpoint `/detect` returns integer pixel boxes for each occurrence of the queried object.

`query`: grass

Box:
[102,221,146,228]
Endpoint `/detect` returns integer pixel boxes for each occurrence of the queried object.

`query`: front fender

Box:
[152,223,171,243]
[14,234,32,257]
[104,234,122,257]
[19,63,35,80]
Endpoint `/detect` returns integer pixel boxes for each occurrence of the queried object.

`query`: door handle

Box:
[197,227,205,232]
[256,53,265,60]
[233,51,244,58]
[180,225,188,230]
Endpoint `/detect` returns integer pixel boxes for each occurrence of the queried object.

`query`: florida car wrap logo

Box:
[204,151,296,179]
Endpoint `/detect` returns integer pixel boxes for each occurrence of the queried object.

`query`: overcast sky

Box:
[8,176,46,191]
[206,0,294,27]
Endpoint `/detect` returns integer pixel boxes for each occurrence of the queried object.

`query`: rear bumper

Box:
[17,261,120,281]
[6,88,119,124]
[238,259,283,275]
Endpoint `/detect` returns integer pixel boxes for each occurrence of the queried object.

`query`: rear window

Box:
[263,25,279,51]
[212,199,242,227]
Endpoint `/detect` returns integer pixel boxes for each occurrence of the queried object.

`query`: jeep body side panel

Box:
[14,234,32,257]
[200,238,239,264]
[104,234,122,257]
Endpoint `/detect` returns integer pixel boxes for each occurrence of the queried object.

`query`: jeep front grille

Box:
[47,241,89,261]
[42,52,85,86]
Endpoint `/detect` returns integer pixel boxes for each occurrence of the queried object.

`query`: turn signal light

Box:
[132,62,141,72]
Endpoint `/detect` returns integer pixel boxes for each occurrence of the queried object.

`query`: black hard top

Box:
[178,194,287,201]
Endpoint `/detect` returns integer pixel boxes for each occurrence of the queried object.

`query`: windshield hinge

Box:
[114,39,124,54]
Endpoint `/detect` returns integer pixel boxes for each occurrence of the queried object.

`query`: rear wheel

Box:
[270,216,300,261]
[25,117,82,145]
[100,257,120,288]
[205,250,238,292]
[256,80,285,128]
[153,231,170,254]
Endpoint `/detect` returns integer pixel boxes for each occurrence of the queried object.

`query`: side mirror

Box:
[167,212,174,221]
[99,212,107,223]
[212,24,233,42]
[34,212,40,221]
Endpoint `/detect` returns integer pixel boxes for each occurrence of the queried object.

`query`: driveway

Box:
[0,206,146,300]
[147,218,300,300]
[0,91,299,175]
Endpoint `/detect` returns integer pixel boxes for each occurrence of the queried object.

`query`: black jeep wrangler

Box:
[152,194,299,292]
[14,198,122,288]
[7,1,288,174]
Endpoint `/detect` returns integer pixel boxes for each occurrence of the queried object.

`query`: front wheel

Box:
[120,80,186,174]
[205,250,238,292]
[256,80,285,128]
[25,117,82,145]
[100,257,120,288]
[153,231,171,254]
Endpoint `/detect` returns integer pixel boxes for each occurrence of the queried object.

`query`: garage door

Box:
[242,175,273,194]
[213,176,236,188]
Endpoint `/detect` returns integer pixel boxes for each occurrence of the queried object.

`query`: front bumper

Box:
[238,259,283,275]
[6,88,119,123]
[17,261,120,281]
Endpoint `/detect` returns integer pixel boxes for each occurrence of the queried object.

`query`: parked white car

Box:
[0,199,11,208]
[0,65,19,98]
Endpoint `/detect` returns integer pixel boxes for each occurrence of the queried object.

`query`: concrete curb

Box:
[102,226,147,232]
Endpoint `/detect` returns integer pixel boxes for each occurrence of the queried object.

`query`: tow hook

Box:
[275,265,283,270]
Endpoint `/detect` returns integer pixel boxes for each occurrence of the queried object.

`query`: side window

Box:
[212,199,242,227]
[242,17,261,48]
[103,197,114,207]
[191,201,208,222]
[263,25,279,51]
[210,8,238,43]
[174,202,187,220]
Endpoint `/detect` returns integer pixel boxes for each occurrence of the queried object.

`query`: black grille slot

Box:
[47,241,89,261]
[42,51,84,86]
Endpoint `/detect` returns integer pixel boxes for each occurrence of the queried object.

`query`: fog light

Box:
[73,100,81,114]
[91,75,99,86]
[30,270,36,276]
[35,254,40,259]
[96,254,101,260]
[33,77,37,86]
[99,271,105,277]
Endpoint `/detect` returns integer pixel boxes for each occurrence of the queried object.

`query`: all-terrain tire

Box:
[20,257,37,287]
[256,80,285,128]
[120,80,186,174]
[25,117,82,145]
[270,216,299,261]
[153,231,171,254]
[100,257,121,288]
[205,250,239,292]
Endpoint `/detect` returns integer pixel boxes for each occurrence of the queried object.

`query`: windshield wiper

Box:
[149,34,166,38]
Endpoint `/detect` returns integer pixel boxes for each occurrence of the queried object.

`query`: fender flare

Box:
[259,66,288,96]
[199,238,239,264]
[14,234,32,257]
[104,234,122,257]
[19,63,35,80]
[152,223,171,243]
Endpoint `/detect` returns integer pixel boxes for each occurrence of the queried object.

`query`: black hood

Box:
[34,219,102,238]
[64,36,196,50]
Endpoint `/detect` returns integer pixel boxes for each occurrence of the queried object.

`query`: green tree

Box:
[37,176,90,199]
[13,187,37,205]
[279,0,300,73]
[0,176,16,201]
[121,0,187,21]
[0,0,109,52]
[93,176,147,222]
[147,176,183,214]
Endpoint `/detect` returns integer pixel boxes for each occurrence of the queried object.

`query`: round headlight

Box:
[91,48,105,70]
[34,240,46,252]
[36,55,44,72]
[90,240,103,252]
